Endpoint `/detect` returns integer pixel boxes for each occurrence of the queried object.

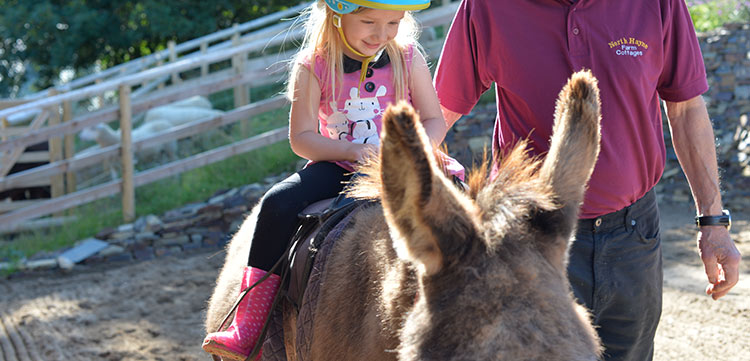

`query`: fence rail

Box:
[0,1,459,232]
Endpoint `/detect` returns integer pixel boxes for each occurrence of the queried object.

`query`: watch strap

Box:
[695,209,731,229]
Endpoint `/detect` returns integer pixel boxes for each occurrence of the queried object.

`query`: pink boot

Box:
[202,267,281,361]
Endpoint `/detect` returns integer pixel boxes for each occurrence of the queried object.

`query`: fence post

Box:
[232,24,250,136]
[0,116,7,142]
[168,40,181,86]
[201,41,209,77]
[119,84,136,223]
[62,97,76,194]
[47,89,65,207]
[0,116,7,176]
[94,79,104,109]
[156,59,165,90]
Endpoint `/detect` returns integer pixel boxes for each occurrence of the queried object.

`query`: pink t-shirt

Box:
[435,0,707,218]
[304,46,465,179]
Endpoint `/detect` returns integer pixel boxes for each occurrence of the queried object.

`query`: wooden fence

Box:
[0,1,459,233]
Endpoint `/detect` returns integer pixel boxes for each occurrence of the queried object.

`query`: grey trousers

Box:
[568,189,663,361]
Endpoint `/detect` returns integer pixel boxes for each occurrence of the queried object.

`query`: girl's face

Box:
[340,8,405,59]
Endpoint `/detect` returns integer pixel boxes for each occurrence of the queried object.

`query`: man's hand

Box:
[697,226,741,299]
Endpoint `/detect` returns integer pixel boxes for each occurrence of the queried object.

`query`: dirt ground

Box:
[1,197,748,361]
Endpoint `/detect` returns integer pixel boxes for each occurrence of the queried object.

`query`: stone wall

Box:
[701,23,750,127]
[663,23,750,208]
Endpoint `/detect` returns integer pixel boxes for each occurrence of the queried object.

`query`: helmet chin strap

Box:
[333,14,378,96]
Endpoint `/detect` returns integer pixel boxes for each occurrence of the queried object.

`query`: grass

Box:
[0,101,299,273]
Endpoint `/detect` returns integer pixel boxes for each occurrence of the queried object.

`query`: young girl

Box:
[202,0,463,359]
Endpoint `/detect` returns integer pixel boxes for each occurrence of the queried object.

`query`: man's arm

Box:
[664,95,741,300]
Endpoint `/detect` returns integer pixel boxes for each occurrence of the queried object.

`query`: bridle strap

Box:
[333,14,376,97]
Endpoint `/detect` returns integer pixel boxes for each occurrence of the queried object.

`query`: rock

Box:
[56,238,109,269]
[117,223,134,233]
[135,214,163,232]
[95,227,116,240]
[98,245,126,257]
[154,235,190,248]
[58,257,75,271]
[133,246,155,261]
[736,85,750,100]
[163,202,204,222]
[223,205,249,217]
[24,259,58,270]
[108,230,135,241]
[135,232,159,244]
[240,183,266,200]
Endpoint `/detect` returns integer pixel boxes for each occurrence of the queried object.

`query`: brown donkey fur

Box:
[205,70,603,360]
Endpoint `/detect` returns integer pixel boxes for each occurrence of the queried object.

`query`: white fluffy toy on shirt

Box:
[343,85,387,145]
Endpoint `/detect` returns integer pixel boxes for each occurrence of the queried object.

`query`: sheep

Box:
[79,119,177,165]
[141,96,227,152]
[169,95,213,109]
[142,95,223,126]
[143,106,224,126]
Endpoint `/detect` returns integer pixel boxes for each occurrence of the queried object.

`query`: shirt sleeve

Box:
[656,0,709,102]
[434,0,492,115]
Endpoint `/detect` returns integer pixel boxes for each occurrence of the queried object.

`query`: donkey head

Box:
[377,70,603,360]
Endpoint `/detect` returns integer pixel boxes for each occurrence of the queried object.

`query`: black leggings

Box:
[247,161,351,272]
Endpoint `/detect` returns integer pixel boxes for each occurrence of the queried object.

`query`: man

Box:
[433,1,741,360]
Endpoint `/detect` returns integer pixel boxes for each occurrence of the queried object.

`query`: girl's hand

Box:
[348,143,379,163]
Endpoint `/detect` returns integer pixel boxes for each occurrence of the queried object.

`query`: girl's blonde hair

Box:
[287,0,423,104]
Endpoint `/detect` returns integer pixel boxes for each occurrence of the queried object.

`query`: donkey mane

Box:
[349,112,559,251]
[349,124,549,203]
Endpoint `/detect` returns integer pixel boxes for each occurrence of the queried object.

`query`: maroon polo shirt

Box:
[435,0,708,218]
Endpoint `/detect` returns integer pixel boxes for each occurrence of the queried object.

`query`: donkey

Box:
[205,70,603,360]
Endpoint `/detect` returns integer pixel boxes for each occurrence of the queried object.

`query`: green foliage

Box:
[0,0,299,97]
[688,0,750,32]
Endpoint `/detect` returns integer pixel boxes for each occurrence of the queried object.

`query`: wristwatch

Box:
[695,209,732,230]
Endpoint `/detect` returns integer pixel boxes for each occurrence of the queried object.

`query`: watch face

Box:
[724,209,732,230]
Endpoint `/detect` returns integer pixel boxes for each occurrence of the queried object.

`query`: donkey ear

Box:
[379,102,479,275]
[539,70,601,218]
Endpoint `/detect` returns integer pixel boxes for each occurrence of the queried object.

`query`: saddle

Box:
[285,192,365,309]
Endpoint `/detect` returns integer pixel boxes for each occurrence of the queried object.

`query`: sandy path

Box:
[0,198,748,361]
[0,249,223,361]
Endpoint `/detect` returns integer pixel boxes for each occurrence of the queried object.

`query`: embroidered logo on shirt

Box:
[608,37,649,58]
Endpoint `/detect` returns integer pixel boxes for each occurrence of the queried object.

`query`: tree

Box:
[0,0,299,98]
